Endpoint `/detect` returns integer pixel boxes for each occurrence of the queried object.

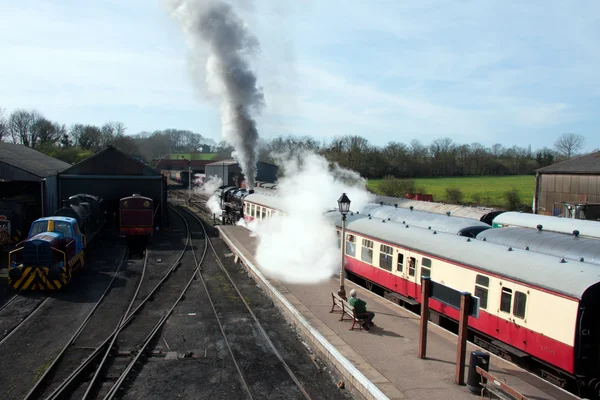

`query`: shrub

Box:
[377,176,416,198]
[471,193,482,205]
[504,188,522,211]
[445,187,464,204]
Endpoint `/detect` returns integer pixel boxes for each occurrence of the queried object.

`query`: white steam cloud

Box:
[196,175,223,217]
[244,151,374,284]
[165,0,264,189]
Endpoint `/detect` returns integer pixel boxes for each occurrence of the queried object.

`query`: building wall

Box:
[205,163,242,186]
[0,161,41,182]
[537,174,600,216]
[256,162,278,183]
[43,175,60,216]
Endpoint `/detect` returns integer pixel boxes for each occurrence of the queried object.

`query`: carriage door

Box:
[404,254,419,300]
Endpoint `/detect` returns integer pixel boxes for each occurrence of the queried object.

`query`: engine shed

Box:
[58,146,167,228]
[205,159,278,187]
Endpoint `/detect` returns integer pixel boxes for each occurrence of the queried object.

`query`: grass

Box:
[170,153,218,160]
[367,175,535,208]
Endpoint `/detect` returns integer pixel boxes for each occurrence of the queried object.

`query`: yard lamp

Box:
[337,193,351,300]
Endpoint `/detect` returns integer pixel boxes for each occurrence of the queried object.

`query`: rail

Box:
[476,366,529,400]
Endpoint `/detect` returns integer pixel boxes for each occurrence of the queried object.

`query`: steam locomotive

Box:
[7,194,106,291]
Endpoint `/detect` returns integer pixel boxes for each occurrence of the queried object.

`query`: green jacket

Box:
[348,297,367,314]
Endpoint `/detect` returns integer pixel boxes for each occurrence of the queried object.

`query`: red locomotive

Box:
[119,194,154,253]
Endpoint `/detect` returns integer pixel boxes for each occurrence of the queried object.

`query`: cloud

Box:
[0,0,598,151]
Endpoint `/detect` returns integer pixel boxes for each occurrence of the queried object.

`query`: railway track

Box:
[0,294,49,346]
[24,217,191,400]
[173,205,312,400]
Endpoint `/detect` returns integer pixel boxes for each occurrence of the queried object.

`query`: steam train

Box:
[119,194,155,253]
[7,194,106,291]
[217,190,600,399]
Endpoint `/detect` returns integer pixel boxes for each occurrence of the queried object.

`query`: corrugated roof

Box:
[476,227,600,266]
[61,146,159,176]
[207,159,239,166]
[358,203,491,236]
[0,142,71,178]
[492,212,600,239]
[325,212,600,299]
[535,151,600,174]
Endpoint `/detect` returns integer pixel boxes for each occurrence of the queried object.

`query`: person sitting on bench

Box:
[348,289,375,330]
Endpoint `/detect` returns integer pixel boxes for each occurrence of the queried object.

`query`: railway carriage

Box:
[323,211,600,397]
[359,203,491,237]
[492,212,600,239]
[239,193,600,398]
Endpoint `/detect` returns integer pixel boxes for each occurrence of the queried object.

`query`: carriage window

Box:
[420,257,432,279]
[513,291,527,319]
[361,239,374,264]
[397,253,404,273]
[337,231,341,248]
[474,274,489,309]
[500,287,512,313]
[379,245,393,271]
[261,208,266,219]
[345,234,356,257]
[408,257,416,277]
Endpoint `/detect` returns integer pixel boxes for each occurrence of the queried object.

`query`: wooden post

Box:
[418,276,431,359]
[455,292,471,385]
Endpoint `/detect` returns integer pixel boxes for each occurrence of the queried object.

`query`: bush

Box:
[471,193,482,205]
[445,187,464,204]
[504,188,522,211]
[377,176,416,198]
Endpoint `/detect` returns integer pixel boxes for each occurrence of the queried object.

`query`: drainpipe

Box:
[40,178,46,217]
[533,172,540,214]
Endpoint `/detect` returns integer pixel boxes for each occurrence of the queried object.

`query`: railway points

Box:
[216,224,584,400]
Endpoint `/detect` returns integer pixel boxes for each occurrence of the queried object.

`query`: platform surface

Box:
[218,225,580,400]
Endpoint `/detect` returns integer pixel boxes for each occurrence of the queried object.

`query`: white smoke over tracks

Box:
[244,151,374,284]
[166,0,264,189]
[196,175,223,217]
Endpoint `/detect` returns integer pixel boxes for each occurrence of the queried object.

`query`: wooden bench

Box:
[476,366,529,400]
[329,292,370,331]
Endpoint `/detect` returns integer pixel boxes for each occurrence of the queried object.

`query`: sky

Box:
[0,0,599,152]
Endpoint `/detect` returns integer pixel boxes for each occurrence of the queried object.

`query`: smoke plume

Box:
[197,175,223,218]
[166,0,264,189]
[242,151,374,284]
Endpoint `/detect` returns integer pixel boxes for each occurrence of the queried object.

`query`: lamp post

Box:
[337,193,351,300]
[182,156,191,203]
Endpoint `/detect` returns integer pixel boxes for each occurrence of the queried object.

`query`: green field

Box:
[170,153,218,160]
[367,175,535,207]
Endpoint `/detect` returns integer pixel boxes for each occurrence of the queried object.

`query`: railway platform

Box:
[217,225,581,400]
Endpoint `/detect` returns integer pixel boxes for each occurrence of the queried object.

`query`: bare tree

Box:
[8,109,42,147]
[0,106,7,142]
[554,133,585,159]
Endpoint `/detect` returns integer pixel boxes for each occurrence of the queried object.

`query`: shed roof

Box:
[535,151,600,174]
[61,145,160,176]
[325,212,600,299]
[207,159,239,166]
[0,142,71,178]
[155,159,211,170]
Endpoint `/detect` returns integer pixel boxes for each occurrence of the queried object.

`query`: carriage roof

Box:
[326,212,600,299]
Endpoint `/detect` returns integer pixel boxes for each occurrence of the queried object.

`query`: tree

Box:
[554,133,585,159]
[8,109,42,147]
[0,106,7,142]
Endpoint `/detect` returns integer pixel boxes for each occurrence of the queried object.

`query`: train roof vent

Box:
[525,246,530,250]
[573,230,580,237]
[356,211,360,214]
[433,231,437,234]
[507,247,513,251]
[560,258,567,263]
[133,193,141,197]
[466,238,471,242]
[368,216,371,219]
[394,203,398,208]
[428,226,431,230]
[409,206,414,211]
[536,224,543,231]
[380,201,383,205]
[382,220,386,223]
[387,217,390,221]
[446,211,451,216]
[482,237,487,241]
[579,257,585,262]
[405,225,409,228]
